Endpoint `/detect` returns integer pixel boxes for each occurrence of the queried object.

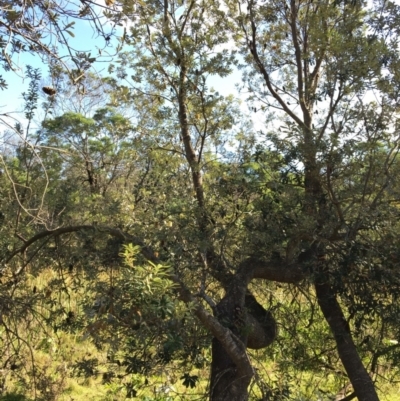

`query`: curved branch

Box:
[5,223,253,381]
[5,225,156,266]
[240,257,307,284]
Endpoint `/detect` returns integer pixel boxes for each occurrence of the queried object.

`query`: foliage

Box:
[0,0,123,90]
[1,1,400,401]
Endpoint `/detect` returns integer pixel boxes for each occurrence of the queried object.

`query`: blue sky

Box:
[0,8,244,135]
[0,12,116,114]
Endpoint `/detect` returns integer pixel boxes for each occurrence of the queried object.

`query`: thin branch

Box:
[244,4,307,130]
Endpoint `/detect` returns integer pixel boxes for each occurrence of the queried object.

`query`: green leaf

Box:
[64,21,76,30]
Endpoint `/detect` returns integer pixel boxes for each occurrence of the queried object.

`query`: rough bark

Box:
[315,280,380,401]
[209,295,251,401]
[242,257,307,284]
[209,288,277,401]
[210,337,252,401]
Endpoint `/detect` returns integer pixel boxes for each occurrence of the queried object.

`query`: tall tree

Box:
[227,0,400,400]
[2,1,400,400]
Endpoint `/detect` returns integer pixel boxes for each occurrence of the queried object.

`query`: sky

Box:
[0,3,244,135]
[0,14,112,115]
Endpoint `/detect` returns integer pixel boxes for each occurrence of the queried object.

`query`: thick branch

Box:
[290,0,307,116]
[178,64,205,208]
[178,279,253,379]
[240,257,307,283]
[5,224,252,380]
[5,225,156,265]
[315,280,380,401]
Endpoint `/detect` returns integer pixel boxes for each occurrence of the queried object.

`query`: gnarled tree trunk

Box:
[209,291,277,401]
[210,337,251,401]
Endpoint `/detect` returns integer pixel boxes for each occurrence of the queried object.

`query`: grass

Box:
[1,269,400,401]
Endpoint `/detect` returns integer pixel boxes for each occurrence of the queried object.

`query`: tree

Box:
[228,0,400,400]
[0,0,123,91]
[2,0,400,400]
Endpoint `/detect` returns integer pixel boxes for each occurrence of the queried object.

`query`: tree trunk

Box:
[209,290,277,401]
[209,296,251,401]
[315,280,380,401]
[210,337,251,401]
